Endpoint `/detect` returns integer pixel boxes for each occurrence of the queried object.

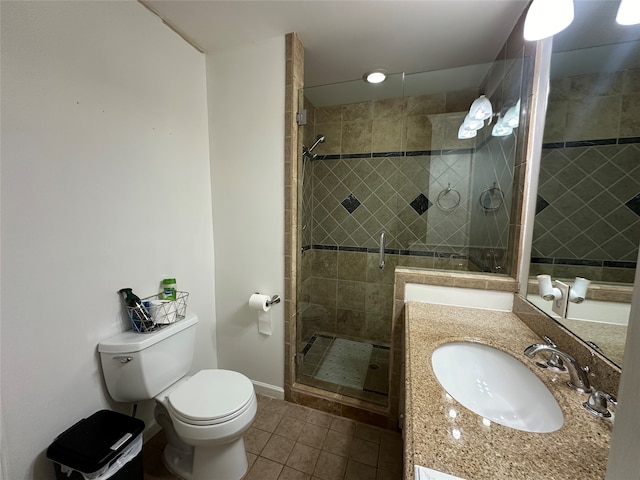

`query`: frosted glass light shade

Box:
[492,119,513,137]
[569,277,591,303]
[503,100,521,128]
[524,0,574,41]
[616,0,640,25]
[458,123,477,139]
[463,114,484,131]
[468,95,493,121]
[537,274,561,301]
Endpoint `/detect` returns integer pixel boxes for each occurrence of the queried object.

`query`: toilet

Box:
[98,313,256,480]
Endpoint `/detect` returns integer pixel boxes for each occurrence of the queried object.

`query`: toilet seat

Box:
[167,370,255,426]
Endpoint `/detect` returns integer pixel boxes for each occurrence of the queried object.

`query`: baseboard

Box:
[251,380,285,399]
[143,419,162,443]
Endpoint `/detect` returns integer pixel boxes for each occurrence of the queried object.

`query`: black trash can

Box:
[46,410,145,480]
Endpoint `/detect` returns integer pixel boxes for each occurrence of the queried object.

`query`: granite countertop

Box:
[404,302,613,480]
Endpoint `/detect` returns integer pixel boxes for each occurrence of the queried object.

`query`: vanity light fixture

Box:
[524,0,574,41]
[616,0,640,25]
[468,95,493,121]
[457,95,493,139]
[463,113,485,131]
[457,123,478,140]
[569,277,591,304]
[525,0,639,41]
[503,100,521,128]
[363,70,387,84]
[536,274,562,301]
[491,118,513,137]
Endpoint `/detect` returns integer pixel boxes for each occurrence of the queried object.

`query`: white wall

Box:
[606,246,640,480]
[207,37,286,395]
[0,2,215,478]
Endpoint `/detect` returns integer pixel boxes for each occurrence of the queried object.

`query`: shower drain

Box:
[368,363,380,370]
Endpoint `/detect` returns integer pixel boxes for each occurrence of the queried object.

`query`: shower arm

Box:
[302,134,326,160]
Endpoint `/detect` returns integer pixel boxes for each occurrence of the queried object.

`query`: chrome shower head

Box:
[308,135,325,153]
[302,134,326,160]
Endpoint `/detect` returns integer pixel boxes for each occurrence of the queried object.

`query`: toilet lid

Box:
[168,370,254,424]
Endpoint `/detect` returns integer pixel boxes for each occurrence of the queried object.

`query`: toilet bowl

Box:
[156,369,257,480]
[98,313,257,480]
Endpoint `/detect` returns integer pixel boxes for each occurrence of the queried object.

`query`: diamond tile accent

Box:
[410,193,432,216]
[535,194,550,215]
[533,143,640,263]
[626,193,640,217]
[341,193,361,214]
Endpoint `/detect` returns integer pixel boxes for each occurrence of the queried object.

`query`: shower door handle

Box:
[379,231,386,269]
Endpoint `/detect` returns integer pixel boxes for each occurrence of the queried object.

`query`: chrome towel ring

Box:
[479,182,504,212]
[436,184,461,211]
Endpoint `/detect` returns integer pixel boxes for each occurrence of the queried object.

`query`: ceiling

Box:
[143,0,529,87]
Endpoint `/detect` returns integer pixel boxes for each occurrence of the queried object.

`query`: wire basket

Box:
[127,291,189,333]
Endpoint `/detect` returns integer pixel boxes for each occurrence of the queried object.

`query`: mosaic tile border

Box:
[542,136,640,149]
[312,135,496,161]
[314,147,476,161]
[531,256,637,269]
[307,244,469,259]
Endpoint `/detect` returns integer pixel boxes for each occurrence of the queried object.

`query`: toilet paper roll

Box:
[249,294,272,335]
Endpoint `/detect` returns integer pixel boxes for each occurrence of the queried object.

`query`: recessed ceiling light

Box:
[363,70,387,84]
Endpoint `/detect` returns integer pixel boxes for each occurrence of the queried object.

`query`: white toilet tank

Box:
[98,313,198,402]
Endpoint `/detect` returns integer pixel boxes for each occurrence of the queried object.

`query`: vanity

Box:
[403,301,613,480]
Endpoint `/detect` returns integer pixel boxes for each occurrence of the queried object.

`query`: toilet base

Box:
[155,401,252,480]
[193,437,248,480]
[162,444,194,480]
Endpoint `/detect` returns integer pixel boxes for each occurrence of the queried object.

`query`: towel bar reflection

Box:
[379,231,386,269]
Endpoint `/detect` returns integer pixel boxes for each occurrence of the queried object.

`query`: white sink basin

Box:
[431,342,564,433]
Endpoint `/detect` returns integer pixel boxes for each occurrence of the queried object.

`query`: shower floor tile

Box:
[297,334,390,406]
[314,338,373,390]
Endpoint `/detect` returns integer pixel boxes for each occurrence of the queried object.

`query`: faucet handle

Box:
[539,336,567,372]
[583,390,617,418]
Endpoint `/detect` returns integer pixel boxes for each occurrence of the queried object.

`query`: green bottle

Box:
[118,288,153,331]
[161,278,177,301]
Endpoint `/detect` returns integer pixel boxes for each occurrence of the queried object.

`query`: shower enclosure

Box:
[295,59,526,406]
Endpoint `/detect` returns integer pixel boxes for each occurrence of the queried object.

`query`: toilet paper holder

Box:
[255,293,281,306]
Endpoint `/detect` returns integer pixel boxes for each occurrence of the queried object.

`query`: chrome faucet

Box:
[524,343,592,393]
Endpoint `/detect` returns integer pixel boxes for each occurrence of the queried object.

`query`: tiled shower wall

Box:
[306,91,478,253]
[298,91,481,347]
[531,68,640,283]
[297,77,531,346]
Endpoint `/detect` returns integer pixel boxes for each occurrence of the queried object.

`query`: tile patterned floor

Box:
[143,394,403,480]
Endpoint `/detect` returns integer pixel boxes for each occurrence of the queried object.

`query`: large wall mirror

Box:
[526,2,640,368]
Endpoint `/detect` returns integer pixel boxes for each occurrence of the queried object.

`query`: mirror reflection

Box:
[527,2,640,367]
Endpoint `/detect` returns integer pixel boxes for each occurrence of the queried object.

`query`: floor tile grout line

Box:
[145,395,402,479]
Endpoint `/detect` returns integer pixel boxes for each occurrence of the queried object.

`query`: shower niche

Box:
[294,59,527,406]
